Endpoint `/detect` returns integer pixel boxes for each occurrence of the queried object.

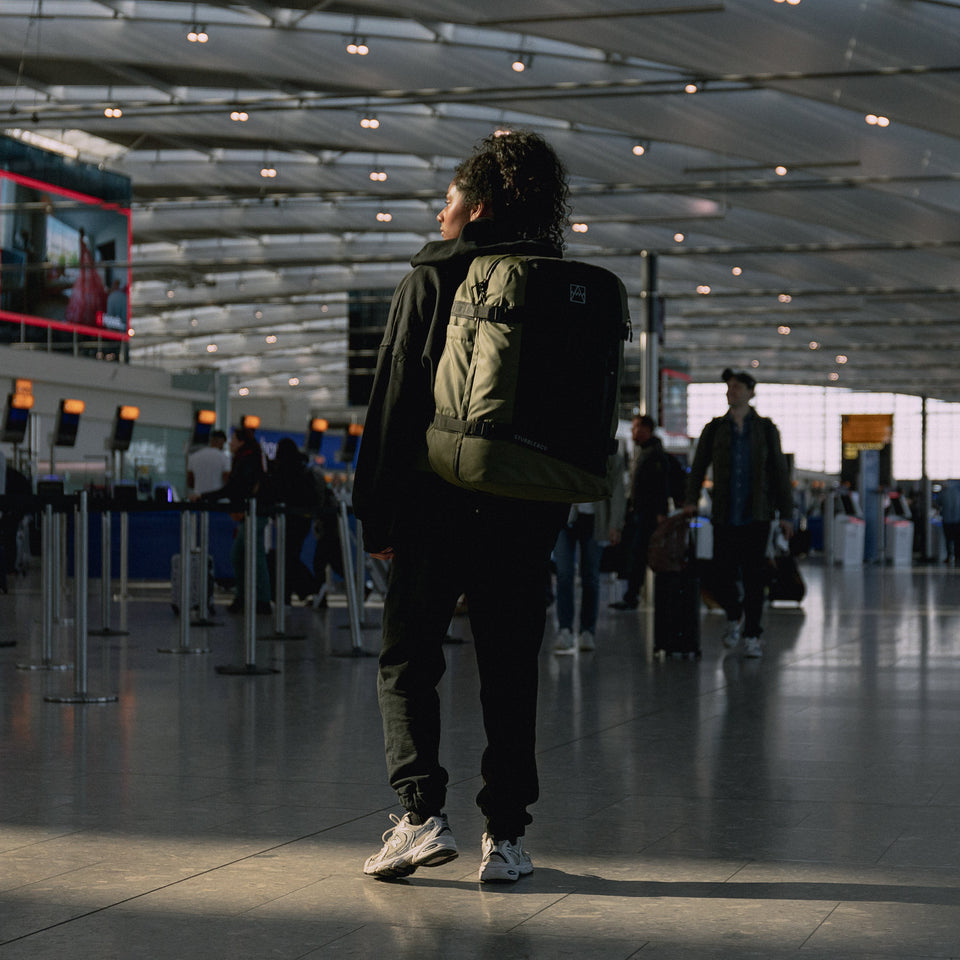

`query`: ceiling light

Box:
[206,343,218,353]
[260,165,277,178]
[809,341,819,350]
[778,293,792,303]
[238,386,250,397]
[829,372,839,381]
[774,165,788,176]
[265,335,277,344]
[254,309,263,319]
[512,54,531,72]
[731,266,742,276]
[104,107,122,118]
[571,222,588,233]
[346,37,369,55]
[166,288,175,299]
[697,285,711,295]
[836,354,848,364]
[778,325,791,335]
[751,360,760,368]
[673,232,685,243]
[187,25,208,43]
[190,317,198,327]
[230,110,248,122]
[376,211,393,222]
[632,143,646,157]
[369,170,388,181]
[865,114,890,127]
[493,128,512,137]
[684,82,699,94]
[288,377,300,386]
[360,116,380,129]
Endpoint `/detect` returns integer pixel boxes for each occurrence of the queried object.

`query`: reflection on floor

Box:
[2,559,960,959]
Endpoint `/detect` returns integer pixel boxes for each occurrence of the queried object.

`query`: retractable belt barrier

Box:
[0,491,383,686]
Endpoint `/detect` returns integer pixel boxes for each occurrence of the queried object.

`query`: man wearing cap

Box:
[682,369,793,658]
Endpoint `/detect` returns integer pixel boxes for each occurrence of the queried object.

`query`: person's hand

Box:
[370,547,395,560]
[609,528,621,546]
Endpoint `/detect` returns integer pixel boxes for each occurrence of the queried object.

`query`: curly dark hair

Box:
[453,131,570,250]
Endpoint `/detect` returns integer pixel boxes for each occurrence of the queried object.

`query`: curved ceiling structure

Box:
[3,0,960,411]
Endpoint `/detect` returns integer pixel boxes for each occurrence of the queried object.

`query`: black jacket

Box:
[352,219,560,552]
[203,442,265,509]
[684,409,793,523]
[629,435,670,522]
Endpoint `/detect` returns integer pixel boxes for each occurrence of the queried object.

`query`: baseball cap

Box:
[721,367,756,390]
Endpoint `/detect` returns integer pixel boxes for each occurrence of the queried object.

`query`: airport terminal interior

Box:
[6,2,960,959]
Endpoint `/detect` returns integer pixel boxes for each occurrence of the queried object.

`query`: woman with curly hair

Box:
[354,131,571,884]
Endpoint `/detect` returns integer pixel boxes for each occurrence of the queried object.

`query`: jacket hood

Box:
[410,218,561,270]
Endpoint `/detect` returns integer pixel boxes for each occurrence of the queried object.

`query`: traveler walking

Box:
[682,369,793,658]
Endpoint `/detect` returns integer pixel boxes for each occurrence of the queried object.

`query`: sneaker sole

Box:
[364,841,459,880]
[479,860,534,883]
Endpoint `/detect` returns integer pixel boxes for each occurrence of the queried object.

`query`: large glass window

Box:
[687,384,958,481]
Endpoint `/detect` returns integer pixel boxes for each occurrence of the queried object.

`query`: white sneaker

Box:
[578,631,595,651]
[743,636,763,658]
[720,619,743,649]
[478,834,534,883]
[554,627,575,654]
[362,813,458,879]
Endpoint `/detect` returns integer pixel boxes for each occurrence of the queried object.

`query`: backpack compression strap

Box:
[450,300,530,324]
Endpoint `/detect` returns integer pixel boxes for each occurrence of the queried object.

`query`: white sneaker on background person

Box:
[743,636,763,658]
[554,627,575,654]
[578,631,596,651]
[720,618,743,649]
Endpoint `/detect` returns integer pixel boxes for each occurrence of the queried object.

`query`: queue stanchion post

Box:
[52,511,64,626]
[18,501,70,671]
[260,505,305,641]
[90,506,128,637]
[118,510,130,634]
[332,494,375,658]
[217,497,278,675]
[190,508,219,626]
[46,491,118,704]
[158,505,209,655]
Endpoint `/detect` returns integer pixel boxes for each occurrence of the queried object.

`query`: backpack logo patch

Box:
[569,283,587,305]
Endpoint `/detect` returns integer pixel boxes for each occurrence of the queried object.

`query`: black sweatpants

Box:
[377,479,565,839]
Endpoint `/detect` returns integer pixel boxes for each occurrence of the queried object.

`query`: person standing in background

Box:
[609,415,670,611]
[554,472,625,653]
[939,479,960,564]
[187,429,230,499]
[202,427,272,616]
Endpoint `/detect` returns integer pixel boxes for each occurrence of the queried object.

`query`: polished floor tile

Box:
[3,559,960,958]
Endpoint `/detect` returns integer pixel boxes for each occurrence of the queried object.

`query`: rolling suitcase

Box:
[653,569,701,659]
[650,516,701,659]
[170,549,215,616]
[767,550,805,605]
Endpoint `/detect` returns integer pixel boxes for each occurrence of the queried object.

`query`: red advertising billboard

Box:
[0,168,131,343]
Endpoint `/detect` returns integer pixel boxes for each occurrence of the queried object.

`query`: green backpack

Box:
[426,254,630,502]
